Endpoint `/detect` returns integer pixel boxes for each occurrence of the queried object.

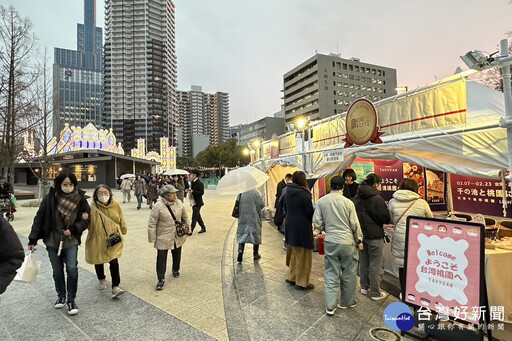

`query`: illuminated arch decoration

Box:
[129,137,176,173]
[48,123,124,155]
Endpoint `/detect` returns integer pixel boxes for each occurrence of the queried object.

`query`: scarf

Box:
[56,188,81,227]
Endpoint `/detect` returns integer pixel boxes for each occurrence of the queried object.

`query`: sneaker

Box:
[97,279,108,290]
[112,286,125,298]
[198,228,206,234]
[67,302,78,315]
[360,288,368,295]
[253,254,261,261]
[337,302,357,309]
[326,307,337,316]
[172,270,180,278]
[54,297,66,309]
[285,279,295,285]
[156,279,165,290]
[371,292,387,301]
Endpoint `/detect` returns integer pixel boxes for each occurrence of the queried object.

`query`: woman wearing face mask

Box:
[28,171,90,315]
[85,185,128,299]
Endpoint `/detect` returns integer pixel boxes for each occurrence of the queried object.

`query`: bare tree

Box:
[479,31,512,92]
[0,5,37,183]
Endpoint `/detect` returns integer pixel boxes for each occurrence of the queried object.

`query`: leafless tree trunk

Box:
[479,32,512,92]
[0,5,37,184]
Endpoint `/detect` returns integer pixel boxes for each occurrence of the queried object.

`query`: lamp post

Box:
[461,39,512,215]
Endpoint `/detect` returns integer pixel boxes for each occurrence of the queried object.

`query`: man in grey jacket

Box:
[313,176,363,316]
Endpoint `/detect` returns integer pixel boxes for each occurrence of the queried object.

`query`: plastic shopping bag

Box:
[10,196,17,208]
[14,251,42,283]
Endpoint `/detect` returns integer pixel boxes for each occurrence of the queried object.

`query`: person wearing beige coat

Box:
[148,184,189,290]
[85,185,127,299]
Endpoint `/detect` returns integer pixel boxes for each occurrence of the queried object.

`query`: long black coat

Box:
[274,179,287,208]
[352,184,390,240]
[28,187,91,246]
[190,179,204,207]
[0,218,24,294]
[284,183,314,249]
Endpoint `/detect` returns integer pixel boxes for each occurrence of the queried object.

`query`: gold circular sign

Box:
[346,99,378,145]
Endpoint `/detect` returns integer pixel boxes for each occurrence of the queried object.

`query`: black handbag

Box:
[232,194,241,218]
[165,204,189,237]
[274,197,286,226]
[96,206,122,248]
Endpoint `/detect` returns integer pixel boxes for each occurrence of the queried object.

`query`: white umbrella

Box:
[163,169,189,176]
[120,173,136,179]
[216,166,269,195]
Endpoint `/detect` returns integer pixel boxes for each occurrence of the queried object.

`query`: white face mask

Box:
[98,195,110,204]
[61,186,74,194]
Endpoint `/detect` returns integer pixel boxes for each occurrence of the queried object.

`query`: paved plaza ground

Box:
[1,186,509,340]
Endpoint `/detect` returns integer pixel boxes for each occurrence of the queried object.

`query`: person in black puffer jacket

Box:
[284,171,315,290]
[352,173,390,301]
[0,218,24,294]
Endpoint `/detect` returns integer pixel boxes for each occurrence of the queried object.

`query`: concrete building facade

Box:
[239,117,285,147]
[53,0,103,137]
[283,53,397,126]
[177,86,230,157]
[103,0,177,153]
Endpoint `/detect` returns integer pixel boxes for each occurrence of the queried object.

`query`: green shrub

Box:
[21,200,42,207]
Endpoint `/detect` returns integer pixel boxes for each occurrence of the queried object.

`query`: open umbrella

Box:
[216,166,269,195]
[137,174,150,182]
[163,169,189,176]
[120,173,135,179]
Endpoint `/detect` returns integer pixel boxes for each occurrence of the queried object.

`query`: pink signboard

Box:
[404,217,485,324]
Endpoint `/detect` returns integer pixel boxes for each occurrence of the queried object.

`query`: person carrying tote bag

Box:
[86,185,128,299]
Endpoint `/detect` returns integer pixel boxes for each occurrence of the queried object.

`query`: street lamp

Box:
[295,117,309,172]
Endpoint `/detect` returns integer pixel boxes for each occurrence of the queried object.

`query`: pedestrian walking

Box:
[85,185,128,299]
[28,171,90,315]
[120,177,133,203]
[342,168,358,199]
[134,175,146,209]
[186,170,206,234]
[174,176,185,202]
[313,176,363,315]
[389,178,433,297]
[147,176,159,209]
[0,218,24,295]
[352,173,390,301]
[284,171,315,290]
[236,189,265,263]
[148,185,189,290]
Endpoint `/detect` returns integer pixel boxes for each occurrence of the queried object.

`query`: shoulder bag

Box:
[232,193,241,218]
[165,204,189,237]
[92,203,122,248]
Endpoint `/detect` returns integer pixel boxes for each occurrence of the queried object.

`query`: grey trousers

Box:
[324,241,359,309]
[359,238,384,298]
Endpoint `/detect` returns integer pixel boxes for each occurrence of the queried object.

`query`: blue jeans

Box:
[136,194,143,208]
[324,241,359,309]
[47,245,78,303]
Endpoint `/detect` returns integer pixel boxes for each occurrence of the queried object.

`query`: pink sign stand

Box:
[403,216,491,339]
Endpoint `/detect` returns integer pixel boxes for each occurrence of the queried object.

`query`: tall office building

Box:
[283,53,397,126]
[53,0,103,137]
[177,86,230,157]
[103,0,177,152]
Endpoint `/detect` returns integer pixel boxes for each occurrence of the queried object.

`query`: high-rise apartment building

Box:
[283,53,397,126]
[177,86,230,157]
[53,0,103,137]
[103,0,177,152]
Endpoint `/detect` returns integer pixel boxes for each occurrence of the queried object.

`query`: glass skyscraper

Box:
[53,0,103,137]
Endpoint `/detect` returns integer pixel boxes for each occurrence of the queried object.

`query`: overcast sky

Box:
[2,0,512,125]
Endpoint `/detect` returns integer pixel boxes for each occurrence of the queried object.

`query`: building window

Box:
[349,65,353,71]
[343,63,347,70]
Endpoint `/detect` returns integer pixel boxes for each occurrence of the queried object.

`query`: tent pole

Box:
[499,39,512,217]
[446,173,454,214]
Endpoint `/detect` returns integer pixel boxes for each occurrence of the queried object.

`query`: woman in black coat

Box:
[284,171,315,290]
[352,173,390,301]
[28,171,90,315]
[0,218,24,294]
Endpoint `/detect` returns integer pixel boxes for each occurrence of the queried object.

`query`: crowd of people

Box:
[1,166,433,319]
[16,169,209,315]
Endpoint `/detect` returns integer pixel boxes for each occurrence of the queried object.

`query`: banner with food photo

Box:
[403,217,485,325]
[425,169,445,205]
